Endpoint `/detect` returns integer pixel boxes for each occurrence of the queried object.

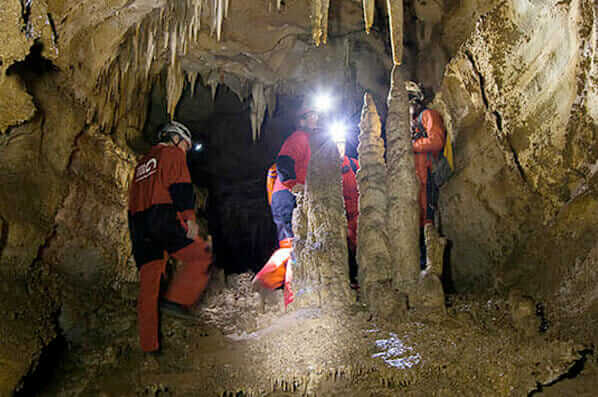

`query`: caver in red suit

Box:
[341,155,360,251]
[128,121,212,352]
[255,122,312,307]
[411,108,446,227]
[254,130,361,304]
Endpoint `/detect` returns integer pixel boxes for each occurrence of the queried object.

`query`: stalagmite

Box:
[386,0,404,65]
[356,93,393,305]
[385,66,420,292]
[250,83,266,142]
[423,224,446,278]
[291,133,353,309]
[363,0,375,34]
[311,0,330,46]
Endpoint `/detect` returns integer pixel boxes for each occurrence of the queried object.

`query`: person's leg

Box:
[271,190,296,243]
[163,239,212,306]
[138,257,167,352]
[253,189,295,290]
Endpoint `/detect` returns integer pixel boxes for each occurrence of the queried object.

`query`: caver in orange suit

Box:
[412,108,446,227]
[128,143,212,352]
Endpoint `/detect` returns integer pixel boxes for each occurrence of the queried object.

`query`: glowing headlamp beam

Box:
[314,93,333,113]
[329,121,347,143]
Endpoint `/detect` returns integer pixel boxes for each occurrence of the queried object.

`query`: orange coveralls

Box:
[128,144,212,352]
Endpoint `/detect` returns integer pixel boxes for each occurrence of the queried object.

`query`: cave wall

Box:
[433,0,598,299]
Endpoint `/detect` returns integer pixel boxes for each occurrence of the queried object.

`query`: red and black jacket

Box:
[273,130,311,194]
[128,144,196,263]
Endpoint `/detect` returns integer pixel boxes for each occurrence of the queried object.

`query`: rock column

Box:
[385,66,421,292]
[291,133,353,309]
[356,93,393,306]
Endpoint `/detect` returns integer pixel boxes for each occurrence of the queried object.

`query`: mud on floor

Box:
[32,273,595,397]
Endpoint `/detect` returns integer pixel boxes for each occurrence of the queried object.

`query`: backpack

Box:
[266,163,277,205]
[431,131,454,187]
[417,110,455,187]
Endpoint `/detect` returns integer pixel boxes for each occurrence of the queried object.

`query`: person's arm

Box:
[276,133,307,190]
[164,148,198,238]
[413,110,445,153]
[350,158,360,173]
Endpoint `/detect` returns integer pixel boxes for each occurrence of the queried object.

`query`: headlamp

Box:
[314,93,333,113]
[329,121,347,143]
[193,143,204,152]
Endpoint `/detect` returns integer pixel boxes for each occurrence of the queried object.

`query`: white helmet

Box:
[158,121,192,144]
[405,81,425,104]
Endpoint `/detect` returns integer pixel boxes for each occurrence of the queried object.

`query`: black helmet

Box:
[158,121,192,144]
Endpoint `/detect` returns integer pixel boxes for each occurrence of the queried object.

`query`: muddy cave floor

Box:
[32,272,598,397]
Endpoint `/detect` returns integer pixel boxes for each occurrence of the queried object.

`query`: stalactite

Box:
[167,59,185,119]
[385,66,420,292]
[250,83,266,142]
[92,0,209,135]
[265,86,277,120]
[216,0,224,41]
[311,0,330,46]
[188,72,199,96]
[277,0,282,11]
[170,27,177,66]
[145,30,155,79]
[386,0,403,65]
[356,93,392,305]
[192,0,202,41]
[363,0,375,34]
[205,70,220,101]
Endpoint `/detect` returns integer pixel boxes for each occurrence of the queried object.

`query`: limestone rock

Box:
[424,223,447,278]
[508,289,539,337]
[411,272,446,313]
[0,74,36,133]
